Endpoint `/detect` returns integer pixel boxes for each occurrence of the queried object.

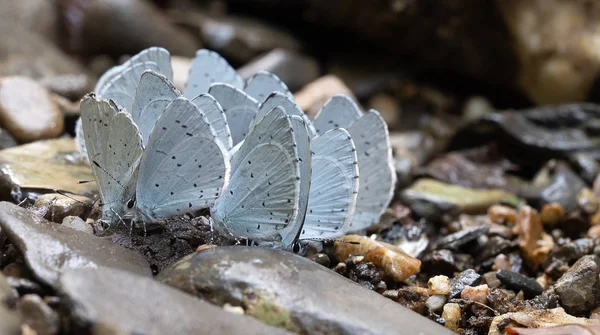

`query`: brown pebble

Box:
[578,188,599,215]
[294,75,356,117]
[488,205,517,225]
[334,235,421,282]
[18,294,60,335]
[367,93,400,130]
[0,76,64,143]
[442,303,461,331]
[33,193,92,223]
[587,225,600,239]
[493,254,511,271]
[516,206,547,269]
[196,244,217,252]
[428,275,451,295]
[540,202,565,225]
[460,284,489,304]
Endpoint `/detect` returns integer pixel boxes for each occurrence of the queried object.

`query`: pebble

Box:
[294,75,357,118]
[449,269,481,298]
[308,253,330,267]
[400,179,521,221]
[495,270,543,298]
[477,236,515,263]
[367,93,400,130]
[460,284,489,304]
[554,255,600,315]
[0,77,63,143]
[18,294,59,335]
[422,249,473,276]
[158,246,452,335]
[515,206,545,269]
[533,161,587,213]
[32,193,92,223]
[442,303,461,331]
[487,205,517,225]
[394,287,429,314]
[169,56,191,91]
[493,254,511,271]
[0,202,150,287]
[436,226,488,251]
[61,216,93,235]
[60,267,290,335]
[488,307,600,335]
[587,225,600,239]
[540,202,565,225]
[334,235,421,281]
[483,272,501,288]
[0,139,97,201]
[428,275,451,295]
[425,295,446,312]
[238,49,320,92]
[578,187,600,215]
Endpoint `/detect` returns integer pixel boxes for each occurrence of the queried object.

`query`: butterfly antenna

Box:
[78,180,95,184]
[91,160,127,191]
[54,189,91,207]
[301,237,360,245]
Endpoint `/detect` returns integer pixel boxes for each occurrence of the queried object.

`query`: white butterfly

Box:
[81,94,230,225]
[312,94,396,231]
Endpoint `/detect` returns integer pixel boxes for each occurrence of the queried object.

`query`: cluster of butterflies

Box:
[75,47,396,251]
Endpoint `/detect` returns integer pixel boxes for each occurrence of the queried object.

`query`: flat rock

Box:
[0,76,63,143]
[449,269,481,298]
[0,138,97,201]
[238,49,320,92]
[0,202,150,287]
[18,294,60,335]
[60,267,291,335]
[157,246,452,335]
[400,178,521,220]
[33,193,92,223]
[496,270,543,299]
[436,226,488,251]
[555,255,600,315]
[0,303,20,335]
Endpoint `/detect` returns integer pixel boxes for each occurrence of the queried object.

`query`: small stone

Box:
[462,96,494,122]
[61,216,93,234]
[426,295,446,312]
[196,244,217,252]
[540,202,565,225]
[515,206,546,269]
[442,303,461,331]
[488,205,518,225]
[422,249,473,276]
[493,254,511,271]
[0,77,63,143]
[436,226,489,251]
[294,75,356,118]
[428,275,451,295]
[170,56,191,91]
[33,193,92,223]
[578,188,600,215]
[588,225,600,239]
[554,255,600,315]
[334,235,421,281]
[449,269,481,298]
[238,49,320,92]
[477,236,515,263]
[395,287,430,314]
[223,303,245,315]
[496,269,544,299]
[483,272,501,288]
[367,93,400,130]
[488,307,600,335]
[460,284,489,304]
[0,202,150,287]
[18,294,59,335]
[308,253,330,267]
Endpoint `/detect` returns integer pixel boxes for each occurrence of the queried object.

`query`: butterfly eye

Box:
[127,198,135,209]
[292,242,302,254]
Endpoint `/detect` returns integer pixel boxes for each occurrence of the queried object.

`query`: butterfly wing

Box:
[347,110,396,231]
[211,107,302,249]
[312,94,362,135]
[208,83,259,146]
[191,94,233,150]
[80,95,143,224]
[244,71,294,103]
[183,49,244,99]
[249,92,317,137]
[136,97,230,222]
[131,70,180,145]
[301,128,359,240]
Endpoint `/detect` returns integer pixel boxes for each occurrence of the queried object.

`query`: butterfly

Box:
[312,94,396,231]
[80,94,230,225]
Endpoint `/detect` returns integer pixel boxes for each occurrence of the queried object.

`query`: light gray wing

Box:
[249,92,317,137]
[183,49,244,99]
[81,95,143,224]
[208,83,259,146]
[95,47,173,93]
[75,117,87,158]
[131,70,180,145]
[347,110,396,231]
[312,94,362,135]
[191,94,233,150]
[244,71,294,103]
[301,128,359,240]
[136,97,230,222]
[210,107,301,249]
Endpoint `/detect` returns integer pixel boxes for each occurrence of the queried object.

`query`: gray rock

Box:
[449,269,481,298]
[436,226,489,251]
[59,267,291,335]
[0,202,150,287]
[18,294,60,335]
[495,270,543,298]
[157,246,453,335]
[421,249,473,276]
[238,49,320,92]
[62,216,93,235]
[555,255,600,315]
[0,303,20,335]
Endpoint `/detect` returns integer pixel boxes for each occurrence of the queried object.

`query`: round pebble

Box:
[428,275,451,295]
[425,295,446,312]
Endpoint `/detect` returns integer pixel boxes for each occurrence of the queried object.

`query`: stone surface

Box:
[63,0,200,57]
[442,303,461,331]
[428,275,450,295]
[158,246,452,335]
[425,295,446,312]
[0,202,150,287]
[18,294,59,335]
[460,284,489,304]
[422,249,473,276]
[435,226,488,251]
[0,0,60,44]
[554,255,600,315]
[488,307,600,335]
[496,270,543,299]
[238,49,320,92]
[0,77,64,143]
[295,75,357,117]
[515,206,546,269]
[60,267,290,335]
[0,138,97,201]
[399,178,520,220]
[367,93,400,130]
[62,216,93,235]
[449,269,481,299]
[33,193,92,224]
